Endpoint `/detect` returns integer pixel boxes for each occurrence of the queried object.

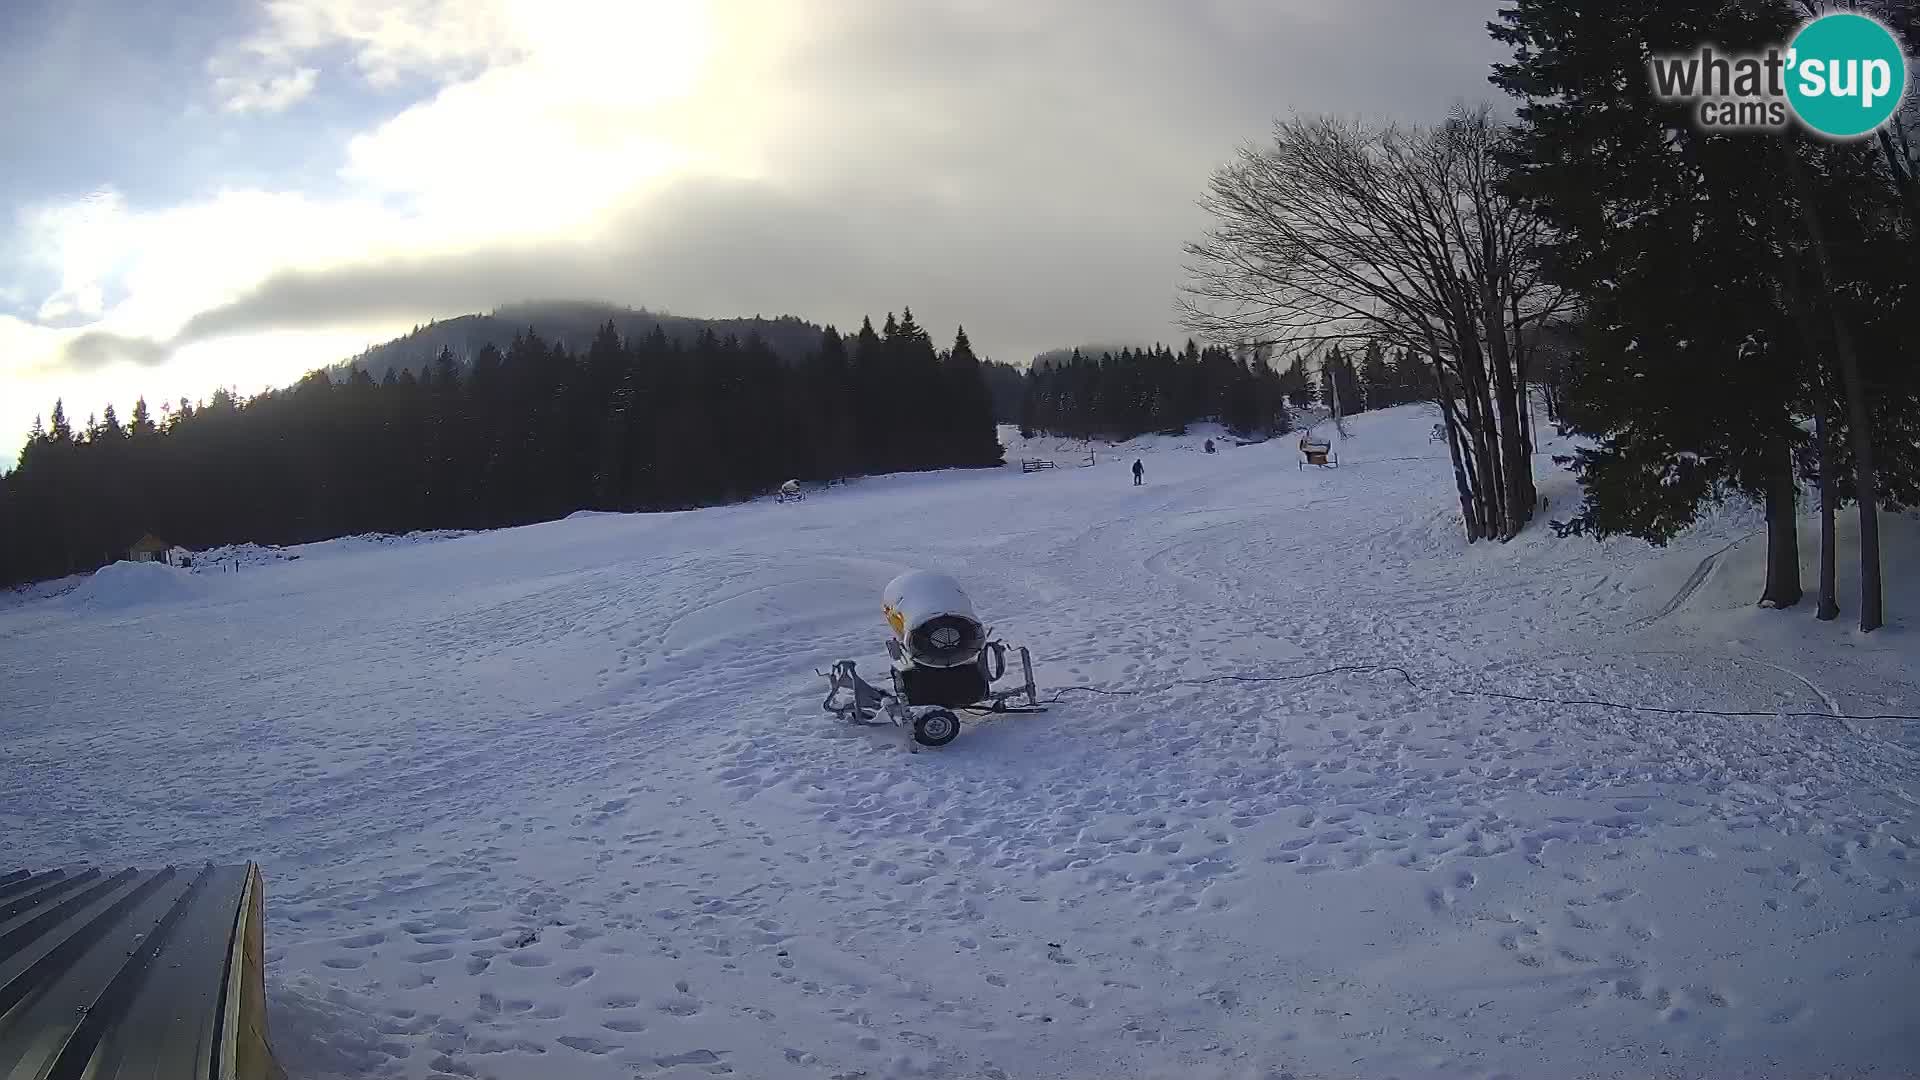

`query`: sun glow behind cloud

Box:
[339,0,728,221]
[4,0,752,459]
[1,0,1509,468]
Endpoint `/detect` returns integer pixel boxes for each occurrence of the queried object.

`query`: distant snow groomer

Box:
[820,571,1041,746]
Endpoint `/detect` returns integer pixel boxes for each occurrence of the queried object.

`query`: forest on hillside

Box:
[0,310,1000,586]
[1017,338,1441,442]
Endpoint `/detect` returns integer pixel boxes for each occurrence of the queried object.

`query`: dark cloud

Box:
[155,173,1195,362]
[59,329,170,370]
[173,246,588,344]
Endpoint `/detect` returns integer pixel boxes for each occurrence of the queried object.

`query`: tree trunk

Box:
[1483,297,1534,537]
[1429,352,1481,542]
[1830,316,1882,632]
[1788,152,1883,632]
[1472,382,1507,537]
[1771,199,1839,623]
[1518,376,1534,456]
[1511,296,1536,459]
[1460,378,1498,537]
[1815,397,1840,621]
[1760,441,1803,609]
[1450,293,1507,539]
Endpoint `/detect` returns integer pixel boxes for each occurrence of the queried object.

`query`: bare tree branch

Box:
[1180,106,1567,540]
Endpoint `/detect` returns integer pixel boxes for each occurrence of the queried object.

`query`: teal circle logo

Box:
[1786,13,1908,138]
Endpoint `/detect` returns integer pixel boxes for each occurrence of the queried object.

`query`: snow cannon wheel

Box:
[913,709,961,747]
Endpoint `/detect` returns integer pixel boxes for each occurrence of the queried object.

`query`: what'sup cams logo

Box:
[1650,12,1910,138]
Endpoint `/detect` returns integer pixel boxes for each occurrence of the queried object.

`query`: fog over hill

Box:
[332,301,830,379]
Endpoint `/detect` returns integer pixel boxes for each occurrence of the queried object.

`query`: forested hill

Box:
[1,310,1005,587]
[347,300,1030,421]
[336,301,830,381]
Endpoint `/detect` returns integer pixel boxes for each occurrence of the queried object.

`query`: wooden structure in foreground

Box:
[0,863,284,1079]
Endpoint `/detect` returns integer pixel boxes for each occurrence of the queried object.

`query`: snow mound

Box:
[63,561,208,610]
[187,542,300,571]
[0,572,89,612]
[304,530,471,555]
[183,530,474,572]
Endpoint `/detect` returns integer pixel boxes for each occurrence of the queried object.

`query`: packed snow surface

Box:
[3,404,1917,1080]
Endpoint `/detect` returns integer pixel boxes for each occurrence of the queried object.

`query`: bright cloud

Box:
[208,0,524,113]
[212,65,320,114]
[22,188,130,323]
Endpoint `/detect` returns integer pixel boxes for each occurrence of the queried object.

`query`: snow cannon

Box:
[821,571,1042,746]
[883,571,986,668]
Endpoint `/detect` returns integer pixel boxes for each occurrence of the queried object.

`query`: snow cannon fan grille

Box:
[908,614,986,668]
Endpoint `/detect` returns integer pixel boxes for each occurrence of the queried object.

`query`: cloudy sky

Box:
[0,0,1506,462]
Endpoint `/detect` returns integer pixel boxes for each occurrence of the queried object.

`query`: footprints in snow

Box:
[1425,869,1477,913]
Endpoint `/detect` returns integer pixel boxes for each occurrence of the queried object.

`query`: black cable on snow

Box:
[1040,663,1920,723]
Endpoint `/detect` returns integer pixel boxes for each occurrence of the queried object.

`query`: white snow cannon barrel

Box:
[882,571,987,668]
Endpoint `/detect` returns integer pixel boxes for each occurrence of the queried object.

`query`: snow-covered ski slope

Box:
[3,404,1917,1080]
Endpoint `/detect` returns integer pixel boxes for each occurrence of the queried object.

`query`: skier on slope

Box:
[1132,459,1144,486]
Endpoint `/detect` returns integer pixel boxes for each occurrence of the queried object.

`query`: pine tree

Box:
[943,327,1003,465]
[851,316,888,471]
[1280,358,1316,412]
[1495,0,1917,620]
[1388,348,1424,406]
[805,326,858,481]
[1494,0,1811,605]
[1359,339,1393,410]
[1319,345,1362,419]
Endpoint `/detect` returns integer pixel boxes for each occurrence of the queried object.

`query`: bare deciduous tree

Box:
[1181,105,1567,541]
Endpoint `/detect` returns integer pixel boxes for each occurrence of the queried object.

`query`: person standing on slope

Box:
[1132,459,1144,486]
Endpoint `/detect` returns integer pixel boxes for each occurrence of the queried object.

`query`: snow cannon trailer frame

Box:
[820,571,1043,746]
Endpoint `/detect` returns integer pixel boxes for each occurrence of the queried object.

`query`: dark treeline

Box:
[981,360,1026,423]
[1014,338,1436,443]
[1017,342,1293,441]
[1303,340,1434,416]
[0,308,1000,586]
